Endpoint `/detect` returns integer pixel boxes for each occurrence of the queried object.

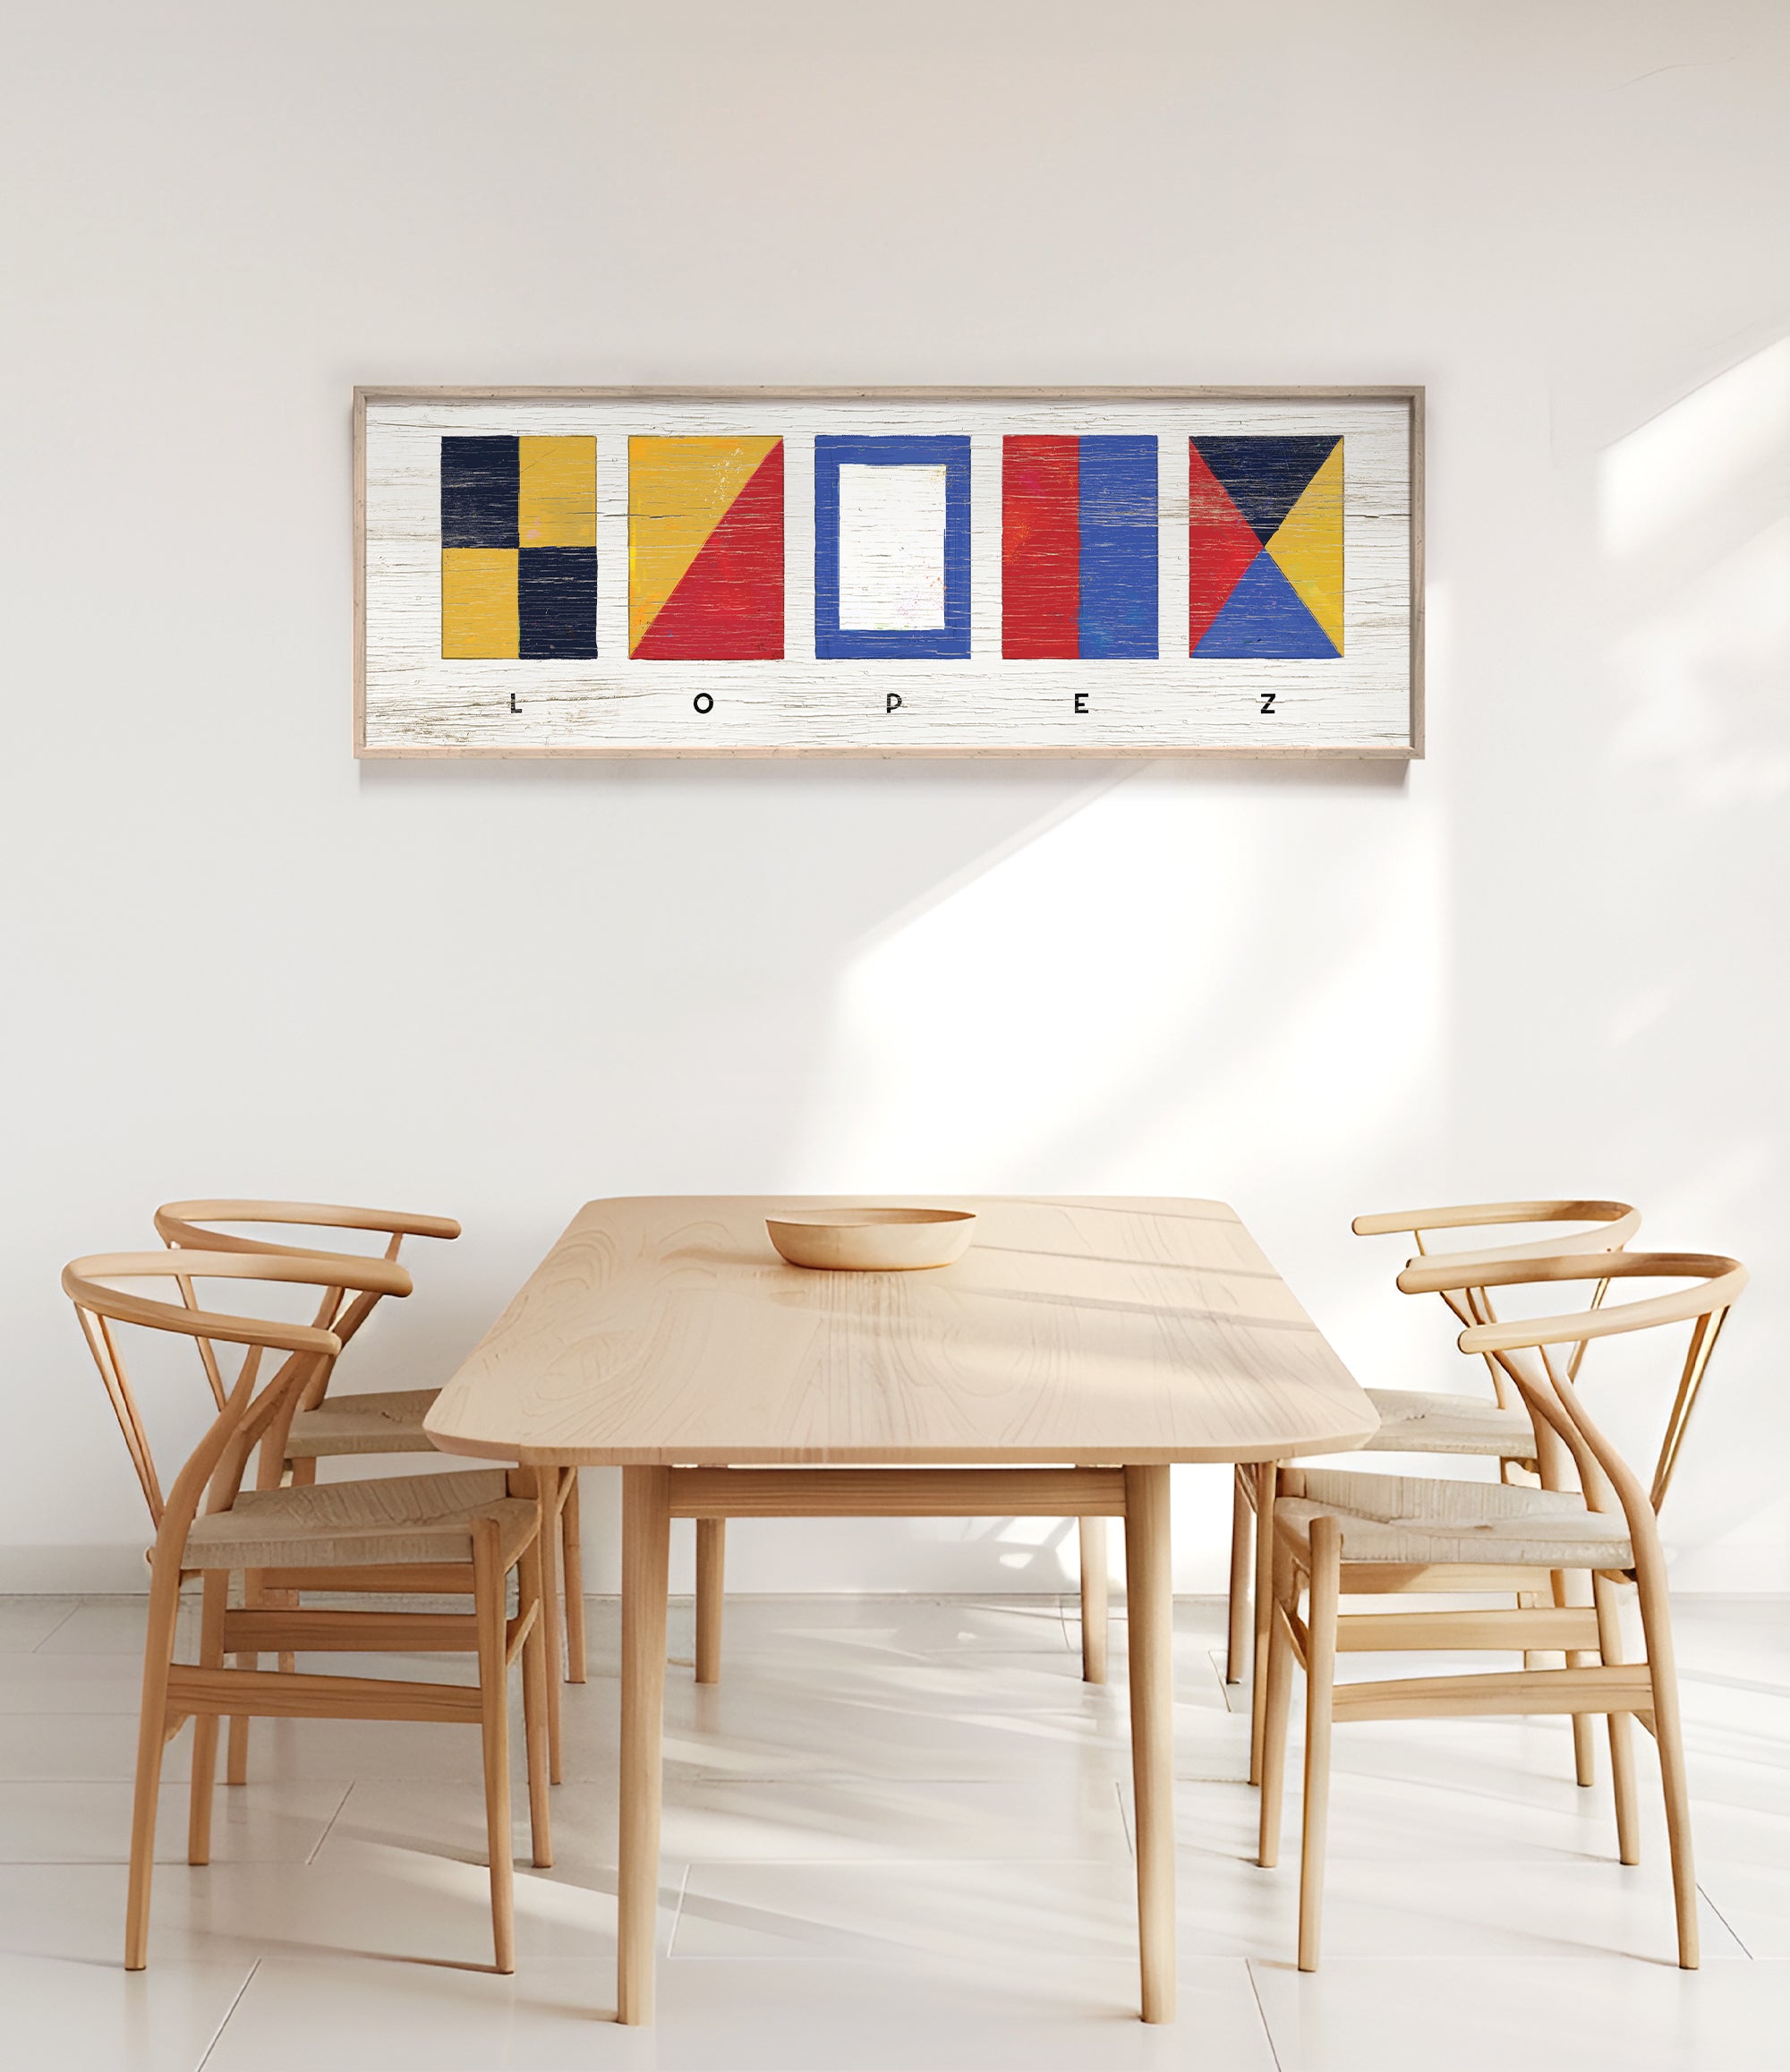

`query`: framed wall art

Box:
[354,386,1423,759]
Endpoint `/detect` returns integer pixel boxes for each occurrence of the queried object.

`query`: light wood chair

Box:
[1231,1198,1641,1783]
[66,1247,554,1973]
[155,1200,588,1777]
[1256,1249,1744,1972]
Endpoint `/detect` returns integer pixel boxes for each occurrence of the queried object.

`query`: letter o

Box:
[693,693,714,714]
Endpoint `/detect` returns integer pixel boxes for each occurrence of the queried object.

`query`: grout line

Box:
[1194,1644,1232,1707]
[29,1601,85,1652]
[664,1858,695,1957]
[1210,1648,1251,1715]
[305,1782,355,1866]
[1698,1882,1754,1959]
[195,1956,261,2071]
[1244,1959,1286,2070]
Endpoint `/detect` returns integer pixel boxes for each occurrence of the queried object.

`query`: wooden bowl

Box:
[765,1207,976,1272]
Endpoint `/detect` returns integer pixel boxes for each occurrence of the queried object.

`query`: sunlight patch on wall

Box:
[1591,340,1790,1582]
[1599,337,1790,794]
[791,767,1439,1195]
[1607,519,1790,793]
[1599,338,1790,561]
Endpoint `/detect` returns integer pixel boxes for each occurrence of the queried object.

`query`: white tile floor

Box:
[1,1590,1786,2068]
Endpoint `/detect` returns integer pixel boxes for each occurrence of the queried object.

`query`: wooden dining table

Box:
[424,1195,1378,2024]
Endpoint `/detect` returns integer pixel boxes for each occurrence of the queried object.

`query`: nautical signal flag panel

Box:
[358,388,1420,758]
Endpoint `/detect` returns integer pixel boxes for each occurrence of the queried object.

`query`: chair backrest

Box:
[1352,1200,1641,1411]
[154,1200,459,1408]
[64,1249,413,1571]
[1352,1198,1641,1265]
[1396,1251,1746,1550]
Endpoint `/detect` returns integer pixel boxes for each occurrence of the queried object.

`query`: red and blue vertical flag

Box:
[1002,436,1158,658]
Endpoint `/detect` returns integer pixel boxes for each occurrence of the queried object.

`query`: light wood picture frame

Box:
[354,386,1424,760]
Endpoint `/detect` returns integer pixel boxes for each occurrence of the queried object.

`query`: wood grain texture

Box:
[356,387,1422,760]
[218,1608,483,1652]
[166,1664,483,1724]
[1330,1606,1601,1651]
[666,1467,1129,1517]
[423,1196,1379,1468]
[1323,1665,1658,1722]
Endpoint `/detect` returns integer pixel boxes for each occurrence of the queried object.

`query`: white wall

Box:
[2,0,1785,1594]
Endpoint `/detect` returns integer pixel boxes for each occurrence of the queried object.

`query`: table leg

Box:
[1124,1462,1176,2024]
[695,1517,725,1684]
[561,1467,588,1684]
[1249,1460,1276,1784]
[1078,1516,1108,1684]
[1224,1467,1251,1683]
[618,1465,670,2025]
[535,1468,563,1784]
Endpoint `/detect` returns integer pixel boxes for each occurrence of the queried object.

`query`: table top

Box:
[423,1196,1378,1467]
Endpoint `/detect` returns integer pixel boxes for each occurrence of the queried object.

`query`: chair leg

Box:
[1297,1513,1342,1974]
[1592,1571,1640,1865]
[1078,1516,1108,1685]
[274,1582,300,1676]
[273,1464,316,1676]
[187,1573,228,1865]
[559,1468,587,1685]
[1556,1567,1597,1787]
[1634,1567,1700,1968]
[228,1570,260,1785]
[1249,1462,1276,1784]
[517,1531,554,1871]
[1225,1467,1252,1684]
[226,1690,252,1783]
[695,1517,726,1684]
[125,1569,183,1970]
[1570,1714,1598,1790]
[473,1520,516,1975]
[1257,1538,1295,1870]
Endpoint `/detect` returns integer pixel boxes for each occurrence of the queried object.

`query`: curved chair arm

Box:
[1412,1215,1641,1270]
[1353,1199,1640,1249]
[156,1200,462,1254]
[1392,1251,1747,1354]
[64,1249,409,1353]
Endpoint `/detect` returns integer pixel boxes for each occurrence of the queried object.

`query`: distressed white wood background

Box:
[357,390,1419,757]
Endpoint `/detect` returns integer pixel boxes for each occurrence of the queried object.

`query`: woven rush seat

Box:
[1274,1467,1634,1569]
[285,1386,439,1457]
[183,1468,536,1571]
[1360,1388,1537,1457]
